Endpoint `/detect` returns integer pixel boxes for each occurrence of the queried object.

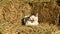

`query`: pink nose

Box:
[31,18,34,23]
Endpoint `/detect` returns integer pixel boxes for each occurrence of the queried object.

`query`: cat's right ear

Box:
[36,13,38,17]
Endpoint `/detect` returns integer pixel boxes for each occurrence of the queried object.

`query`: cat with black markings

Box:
[22,13,39,26]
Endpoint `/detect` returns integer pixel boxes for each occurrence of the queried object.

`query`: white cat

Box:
[25,13,39,26]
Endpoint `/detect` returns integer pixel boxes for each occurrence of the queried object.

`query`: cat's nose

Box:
[32,18,34,20]
[31,18,34,22]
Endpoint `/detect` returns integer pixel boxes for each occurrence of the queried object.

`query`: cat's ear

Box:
[36,13,38,16]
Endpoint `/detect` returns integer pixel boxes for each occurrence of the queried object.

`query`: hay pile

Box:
[0,0,60,34]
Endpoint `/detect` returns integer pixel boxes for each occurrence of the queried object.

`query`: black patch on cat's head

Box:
[21,18,25,25]
[22,17,30,25]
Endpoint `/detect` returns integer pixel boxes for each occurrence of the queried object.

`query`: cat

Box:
[22,13,39,26]
[25,13,39,26]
